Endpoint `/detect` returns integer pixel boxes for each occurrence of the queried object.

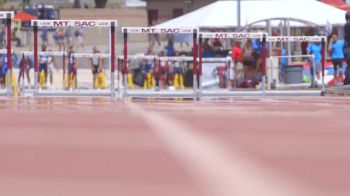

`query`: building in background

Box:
[144,0,216,25]
[5,0,140,8]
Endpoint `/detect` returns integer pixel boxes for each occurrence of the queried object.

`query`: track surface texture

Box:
[0,96,350,196]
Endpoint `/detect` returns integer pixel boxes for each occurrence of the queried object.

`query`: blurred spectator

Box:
[165,34,175,56]
[202,38,213,57]
[0,26,5,49]
[279,47,287,82]
[17,53,31,87]
[74,27,84,51]
[344,11,350,85]
[40,27,49,46]
[74,0,81,8]
[0,55,6,88]
[23,0,30,7]
[242,40,254,68]
[65,26,73,46]
[328,32,344,81]
[53,30,59,49]
[57,28,65,51]
[231,42,243,89]
[251,39,262,55]
[212,38,223,56]
[167,34,174,48]
[11,28,21,47]
[307,42,322,80]
[38,4,46,19]
[149,20,161,49]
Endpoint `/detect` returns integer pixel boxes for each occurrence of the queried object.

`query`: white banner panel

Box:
[201,32,264,39]
[0,12,14,19]
[32,20,117,27]
[123,27,196,34]
[266,36,326,42]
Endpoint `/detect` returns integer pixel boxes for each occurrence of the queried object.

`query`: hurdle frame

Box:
[121,27,199,98]
[0,12,14,96]
[266,36,327,95]
[269,54,316,89]
[29,19,117,97]
[198,32,267,97]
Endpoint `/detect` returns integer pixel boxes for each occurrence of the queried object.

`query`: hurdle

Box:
[121,27,198,98]
[197,33,326,97]
[198,32,267,97]
[0,11,14,96]
[269,54,316,88]
[266,36,327,96]
[28,19,117,97]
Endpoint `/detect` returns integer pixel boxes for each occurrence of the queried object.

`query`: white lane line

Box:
[126,102,315,196]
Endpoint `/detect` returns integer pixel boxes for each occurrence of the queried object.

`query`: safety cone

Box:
[147,73,153,89]
[99,72,107,89]
[128,73,133,89]
[39,70,46,89]
[64,73,69,89]
[173,73,179,89]
[143,79,147,89]
[179,74,185,89]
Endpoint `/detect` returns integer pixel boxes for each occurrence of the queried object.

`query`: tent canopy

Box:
[156,0,346,28]
[14,12,36,21]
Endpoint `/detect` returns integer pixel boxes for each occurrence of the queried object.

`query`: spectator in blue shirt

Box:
[307,43,322,80]
[278,47,287,83]
[328,33,344,79]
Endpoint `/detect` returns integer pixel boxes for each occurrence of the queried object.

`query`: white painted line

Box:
[126,102,315,196]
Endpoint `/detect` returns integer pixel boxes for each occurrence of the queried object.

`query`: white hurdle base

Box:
[0,89,7,96]
[0,89,13,96]
[201,90,322,97]
[22,89,116,97]
[125,89,195,98]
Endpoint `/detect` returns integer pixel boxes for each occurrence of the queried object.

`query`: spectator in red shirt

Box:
[231,42,242,62]
[230,42,243,89]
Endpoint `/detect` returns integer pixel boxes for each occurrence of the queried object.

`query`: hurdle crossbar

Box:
[72,53,111,58]
[0,49,13,54]
[21,51,66,56]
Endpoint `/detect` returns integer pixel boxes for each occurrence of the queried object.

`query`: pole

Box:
[192,29,198,98]
[6,13,12,94]
[262,34,267,93]
[33,21,38,92]
[198,33,203,96]
[286,19,292,64]
[321,38,326,96]
[123,28,128,98]
[237,0,241,28]
[63,52,66,89]
[110,21,116,96]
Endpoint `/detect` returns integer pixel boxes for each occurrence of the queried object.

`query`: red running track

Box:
[0,96,350,196]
